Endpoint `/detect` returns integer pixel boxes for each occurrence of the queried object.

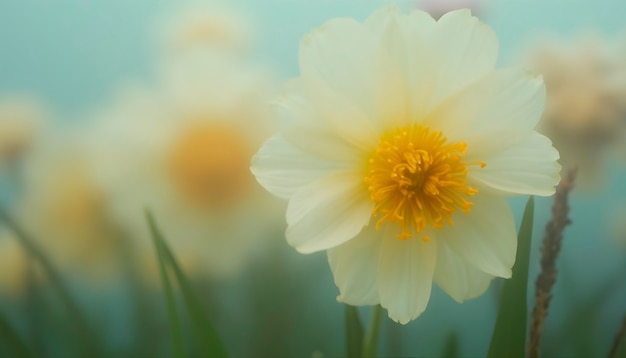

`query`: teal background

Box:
[0,0,625,357]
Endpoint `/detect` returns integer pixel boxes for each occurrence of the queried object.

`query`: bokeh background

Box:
[1,0,625,357]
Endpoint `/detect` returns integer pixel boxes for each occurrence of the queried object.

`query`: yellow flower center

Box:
[43,161,107,232]
[168,122,254,211]
[37,159,120,265]
[365,125,484,241]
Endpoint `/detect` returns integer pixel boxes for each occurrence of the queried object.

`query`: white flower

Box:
[524,35,626,188]
[14,132,124,282]
[160,6,253,55]
[91,49,282,282]
[251,7,561,324]
[0,97,44,171]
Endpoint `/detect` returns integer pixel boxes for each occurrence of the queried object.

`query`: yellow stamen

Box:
[364,125,484,240]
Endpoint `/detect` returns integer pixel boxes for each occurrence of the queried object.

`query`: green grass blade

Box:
[0,206,100,357]
[146,210,229,358]
[344,305,363,358]
[441,331,460,358]
[146,210,186,358]
[0,310,34,358]
[119,236,160,357]
[487,196,535,358]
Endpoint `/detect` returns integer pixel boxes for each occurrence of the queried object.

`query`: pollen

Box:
[364,125,483,240]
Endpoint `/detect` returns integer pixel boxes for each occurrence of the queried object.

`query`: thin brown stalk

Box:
[608,313,626,358]
[527,168,577,358]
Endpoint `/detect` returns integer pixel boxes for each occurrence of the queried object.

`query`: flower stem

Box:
[345,305,364,358]
[362,305,383,358]
[527,168,576,358]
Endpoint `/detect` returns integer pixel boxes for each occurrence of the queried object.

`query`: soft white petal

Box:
[251,134,348,199]
[281,124,364,163]
[328,224,381,305]
[283,78,381,150]
[272,81,361,162]
[439,194,517,278]
[365,7,436,121]
[426,9,499,108]
[299,17,406,124]
[365,8,497,118]
[434,242,495,303]
[468,132,561,196]
[377,232,437,324]
[426,68,546,151]
[286,171,373,253]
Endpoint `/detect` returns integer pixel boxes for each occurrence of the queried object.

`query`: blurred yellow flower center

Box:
[45,164,107,233]
[365,125,484,241]
[37,161,120,266]
[169,122,254,211]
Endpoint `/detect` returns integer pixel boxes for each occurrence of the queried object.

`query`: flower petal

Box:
[299,17,406,124]
[434,242,494,303]
[365,7,436,120]
[468,132,561,196]
[276,78,379,156]
[328,224,381,306]
[286,171,373,253]
[251,134,348,199]
[427,9,499,108]
[377,232,437,324]
[281,124,363,163]
[426,68,546,150]
[438,194,517,278]
[366,8,497,118]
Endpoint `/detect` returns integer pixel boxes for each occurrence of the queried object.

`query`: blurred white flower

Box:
[252,7,560,324]
[91,48,282,282]
[524,35,626,188]
[160,6,253,55]
[0,97,44,171]
[14,132,124,282]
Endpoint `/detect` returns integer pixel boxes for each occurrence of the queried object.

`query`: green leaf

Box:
[158,237,230,358]
[615,334,626,358]
[146,211,186,358]
[0,310,34,358]
[487,196,534,358]
[441,331,460,358]
[146,210,229,358]
[344,305,363,358]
